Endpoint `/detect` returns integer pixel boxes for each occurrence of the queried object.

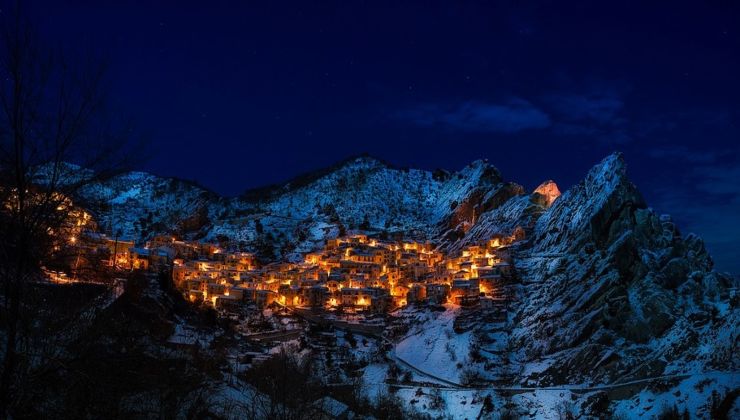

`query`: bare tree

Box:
[243,347,325,419]
[0,5,135,415]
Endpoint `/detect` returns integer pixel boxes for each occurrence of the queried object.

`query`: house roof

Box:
[129,247,150,256]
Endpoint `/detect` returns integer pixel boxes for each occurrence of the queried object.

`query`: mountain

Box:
[68,152,738,417]
[76,156,512,260]
[464,153,737,417]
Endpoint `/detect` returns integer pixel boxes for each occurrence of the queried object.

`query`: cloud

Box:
[544,92,625,124]
[542,88,633,144]
[646,145,724,164]
[397,84,629,142]
[649,154,740,274]
[542,90,736,146]
[398,99,551,133]
[652,187,740,275]
[397,86,736,150]
[692,164,740,197]
[551,122,632,144]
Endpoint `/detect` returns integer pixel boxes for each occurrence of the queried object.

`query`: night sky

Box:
[22,1,740,273]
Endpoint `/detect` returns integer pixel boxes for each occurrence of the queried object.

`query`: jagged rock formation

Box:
[508,154,736,386]
[380,153,736,417]
[531,180,561,207]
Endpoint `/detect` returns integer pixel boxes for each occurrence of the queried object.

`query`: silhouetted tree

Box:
[0,5,135,415]
[242,348,322,419]
[360,213,371,230]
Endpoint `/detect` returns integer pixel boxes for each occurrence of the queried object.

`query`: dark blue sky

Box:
[22,1,740,273]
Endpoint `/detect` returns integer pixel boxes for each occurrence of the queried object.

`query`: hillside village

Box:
[171,232,520,314]
[56,226,521,317]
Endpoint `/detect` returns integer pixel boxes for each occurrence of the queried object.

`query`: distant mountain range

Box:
[74,154,523,260]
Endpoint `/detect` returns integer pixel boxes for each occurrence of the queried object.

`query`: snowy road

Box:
[388,348,463,387]
[388,308,738,396]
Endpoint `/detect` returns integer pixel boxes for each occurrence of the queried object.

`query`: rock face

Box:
[531,180,561,208]
[507,153,736,388]
[433,153,737,417]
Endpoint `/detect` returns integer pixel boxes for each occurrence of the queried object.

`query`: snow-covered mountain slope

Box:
[509,154,736,383]
[77,171,222,241]
[378,153,735,417]
[75,156,509,260]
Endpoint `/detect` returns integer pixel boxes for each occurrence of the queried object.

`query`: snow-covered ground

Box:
[611,372,740,419]
[397,387,494,419]
[395,305,471,385]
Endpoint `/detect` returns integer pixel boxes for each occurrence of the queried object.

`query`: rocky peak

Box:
[583,152,628,197]
[532,180,561,207]
[458,159,502,185]
[508,153,736,394]
[532,152,646,253]
[338,155,388,171]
